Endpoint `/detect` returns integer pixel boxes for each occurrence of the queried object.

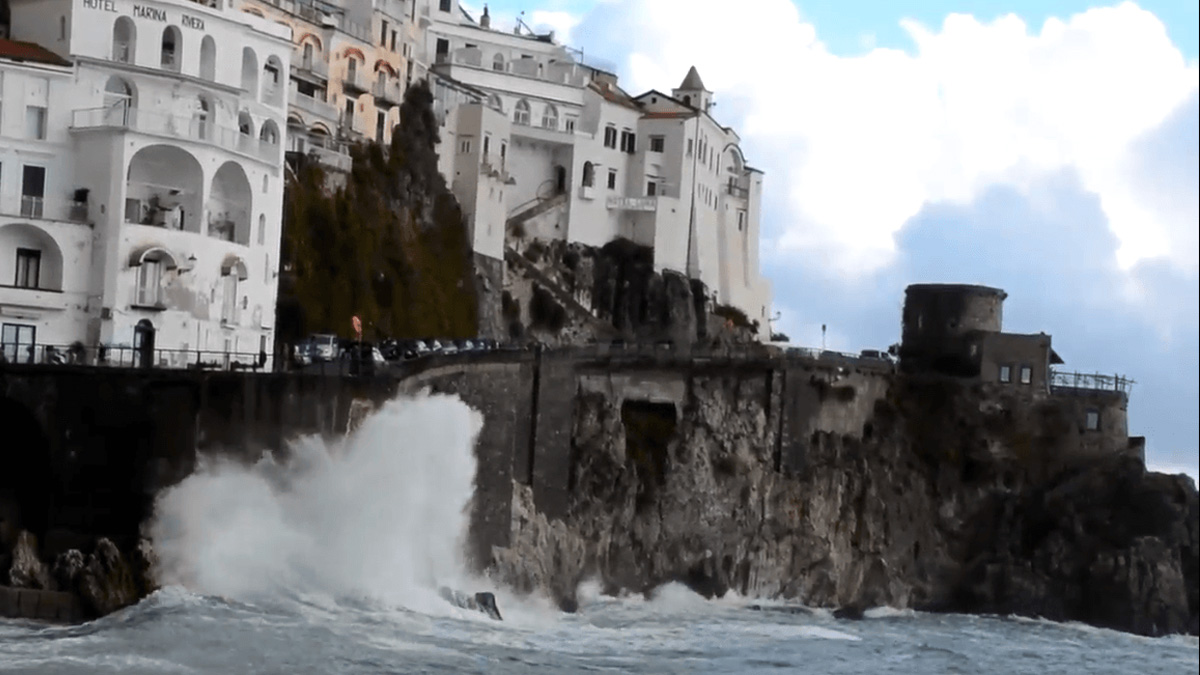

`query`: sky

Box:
[469,0,1199,480]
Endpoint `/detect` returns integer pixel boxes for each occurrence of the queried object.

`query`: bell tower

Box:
[672,66,712,112]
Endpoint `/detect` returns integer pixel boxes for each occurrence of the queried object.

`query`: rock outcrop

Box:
[6,531,53,590]
[491,371,1199,637]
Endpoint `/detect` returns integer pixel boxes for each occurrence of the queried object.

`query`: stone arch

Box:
[161,25,182,71]
[0,223,64,291]
[241,47,259,96]
[209,161,253,245]
[103,75,136,125]
[541,103,558,130]
[514,98,530,126]
[242,6,264,17]
[200,35,217,81]
[126,144,204,232]
[297,32,322,50]
[487,93,503,113]
[0,398,53,537]
[112,15,136,63]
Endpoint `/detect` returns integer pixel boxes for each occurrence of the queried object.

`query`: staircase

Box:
[506,192,568,233]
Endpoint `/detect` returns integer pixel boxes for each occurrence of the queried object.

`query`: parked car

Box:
[307,334,339,362]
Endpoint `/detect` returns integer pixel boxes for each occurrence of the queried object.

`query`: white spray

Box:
[147,393,482,614]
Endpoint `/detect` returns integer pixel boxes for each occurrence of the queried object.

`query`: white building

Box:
[421,1,772,337]
[1,0,291,367]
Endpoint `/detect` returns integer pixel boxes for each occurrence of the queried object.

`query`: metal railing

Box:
[289,89,338,121]
[294,55,330,80]
[372,80,402,105]
[1,197,88,223]
[71,107,279,163]
[308,145,353,172]
[0,343,273,372]
[1050,370,1135,397]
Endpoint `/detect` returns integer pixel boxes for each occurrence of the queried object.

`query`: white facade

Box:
[422,1,772,337]
[1,0,291,366]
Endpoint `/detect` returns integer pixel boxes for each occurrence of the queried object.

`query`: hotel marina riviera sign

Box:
[82,0,207,31]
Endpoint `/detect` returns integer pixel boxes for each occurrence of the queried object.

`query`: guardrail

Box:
[0,343,272,372]
[1050,370,1135,397]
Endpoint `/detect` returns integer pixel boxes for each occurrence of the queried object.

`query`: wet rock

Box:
[131,538,159,596]
[6,531,53,591]
[833,605,866,620]
[76,538,139,617]
[52,549,86,591]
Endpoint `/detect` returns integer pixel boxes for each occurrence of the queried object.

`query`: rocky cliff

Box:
[489,370,1198,637]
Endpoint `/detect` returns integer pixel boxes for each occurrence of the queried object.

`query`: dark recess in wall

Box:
[620,400,677,513]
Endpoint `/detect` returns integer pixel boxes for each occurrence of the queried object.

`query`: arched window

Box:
[683,94,691,107]
[241,47,259,96]
[581,161,595,187]
[200,36,217,81]
[262,56,284,106]
[513,99,530,126]
[259,119,279,145]
[492,53,505,72]
[257,214,266,245]
[112,17,136,63]
[487,94,503,113]
[541,103,558,130]
[238,111,254,136]
[103,76,135,110]
[161,26,182,71]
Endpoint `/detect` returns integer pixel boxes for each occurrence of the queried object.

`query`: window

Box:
[435,38,449,62]
[999,365,1012,383]
[541,104,558,130]
[21,165,45,218]
[603,125,617,149]
[620,130,636,153]
[687,138,693,156]
[646,180,657,196]
[25,106,47,140]
[564,117,576,133]
[439,0,452,11]
[1,323,36,364]
[161,26,181,71]
[112,16,135,63]
[737,211,745,231]
[1085,409,1100,431]
[391,30,397,52]
[607,169,617,190]
[1019,365,1032,384]
[492,53,504,71]
[257,214,266,245]
[513,99,530,126]
[60,16,67,40]
[222,274,239,323]
[136,258,164,306]
[346,57,358,83]
[380,20,388,46]
[14,248,41,288]
[649,135,665,152]
[376,110,386,142]
[581,161,595,187]
[459,139,471,153]
[483,135,490,156]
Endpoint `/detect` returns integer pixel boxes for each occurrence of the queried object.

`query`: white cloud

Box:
[528,10,582,44]
[573,0,1199,278]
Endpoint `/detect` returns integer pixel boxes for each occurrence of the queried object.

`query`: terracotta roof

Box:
[0,38,71,67]
[589,81,642,111]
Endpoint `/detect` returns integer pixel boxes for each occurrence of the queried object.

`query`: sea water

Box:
[2,394,1195,674]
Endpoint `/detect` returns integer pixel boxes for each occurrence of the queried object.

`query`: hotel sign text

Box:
[83,1,207,30]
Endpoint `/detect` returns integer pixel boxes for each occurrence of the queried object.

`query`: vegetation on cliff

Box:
[276,80,478,342]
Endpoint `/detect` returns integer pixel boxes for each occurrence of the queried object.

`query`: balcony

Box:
[293,55,329,83]
[308,145,353,173]
[71,107,279,165]
[340,111,365,137]
[289,89,339,124]
[343,70,368,95]
[0,285,73,313]
[372,80,402,107]
[2,196,89,223]
[726,184,749,198]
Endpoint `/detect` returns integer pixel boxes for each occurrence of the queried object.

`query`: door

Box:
[1,323,36,364]
[21,165,46,218]
[133,319,156,368]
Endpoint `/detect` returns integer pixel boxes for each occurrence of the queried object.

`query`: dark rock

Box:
[6,531,53,591]
[130,538,159,596]
[833,605,866,620]
[52,549,85,591]
[438,586,503,621]
[76,538,139,617]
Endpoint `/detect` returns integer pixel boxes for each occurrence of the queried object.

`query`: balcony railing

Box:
[2,196,87,223]
[289,89,338,122]
[726,184,749,198]
[308,145,353,172]
[606,196,658,212]
[71,107,279,164]
[294,55,329,81]
[1050,370,1135,397]
[0,342,274,372]
[372,80,402,106]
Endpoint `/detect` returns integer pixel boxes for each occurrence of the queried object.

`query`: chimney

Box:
[480,4,490,29]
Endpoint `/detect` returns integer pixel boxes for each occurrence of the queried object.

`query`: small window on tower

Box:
[1085,409,1100,431]
[1019,365,1032,384]
[999,365,1012,383]
[646,181,657,196]
[607,169,617,190]
[649,135,665,152]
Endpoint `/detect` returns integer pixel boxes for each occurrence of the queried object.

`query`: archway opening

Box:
[112,16,136,63]
[125,144,204,232]
[200,35,217,81]
[160,25,182,71]
[208,162,253,245]
[241,47,259,96]
[0,223,65,291]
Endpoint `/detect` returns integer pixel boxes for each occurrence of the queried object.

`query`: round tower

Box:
[899,284,1006,375]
